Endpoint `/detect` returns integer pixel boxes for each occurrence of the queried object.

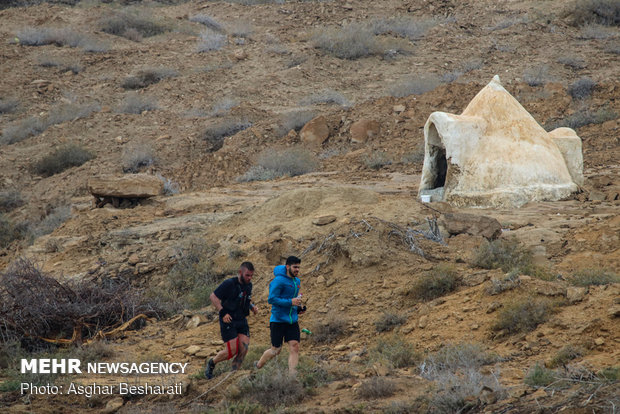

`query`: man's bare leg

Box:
[256,346,281,368]
[287,340,299,375]
[231,334,250,370]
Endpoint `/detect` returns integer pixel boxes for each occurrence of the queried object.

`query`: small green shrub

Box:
[236,359,305,407]
[598,366,619,382]
[100,10,170,40]
[122,67,178,90]
[203,119,252,152]
[0,190,24,213]
[525,363,555,387]
[407,264,459,302]
[492,296,555,335]
[357,376,396,399]
[568,77,596,100]
[374,312,407,332]
[363,151,392,170]
[122,143,156,173]
[472,238,533,273]
[569,268,619,286]
[310,314,348,344]
[370,336,419,369]
[32,144,94,177]
[118,93,159,114]
[549,345,584,368]
[238,147,319,182]
[571,0,620,26]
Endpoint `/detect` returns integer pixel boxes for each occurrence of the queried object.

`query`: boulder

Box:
[439,212,502,240]
[300,116,329,147]
[350,119,380,143]
[88,174,163,198]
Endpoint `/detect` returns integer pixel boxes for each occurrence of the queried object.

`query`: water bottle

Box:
[301,328,313,335]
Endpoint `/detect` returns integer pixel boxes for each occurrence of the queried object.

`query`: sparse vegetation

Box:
[235,358,305,407]
[492,296,555,335]
[369,16,437,41]
[118,93,159,114]
[277,109,316,137]
[523,65,551,87]
[32,144,94,177]
[545,106,617,130]
[310,314,348,344]
[203,118,252,152]
[568,77,596,100]
[29,205,71,238]
[387,75,441,97]
[524,363,555,387]
[100,10,170,40]
[370,336,419,369]
[363,151,392,170]
[571,0,620,27]
[238,147,319,182]
[485,270,520,295]
[0,190,24,213]
[189,14,225,32]
[357,376,396,399]
[209,97,238,117]
[406,264,459,302]
[16,27,83,47]
[549,345,584,368]
[122,142,156,173]
[0,98,18,114]
[472,237,534,273]
[557,56,587,70]
[36,54,83,74]
[0,215,26,249]
[374,312,407,332]
[157,174,180,195]
[122,67,178,90]
[197,28,227,52]
[299,89,351,107]
[569,268,620,286]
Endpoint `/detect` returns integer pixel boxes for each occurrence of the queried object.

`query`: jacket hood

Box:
[273,265,288,278]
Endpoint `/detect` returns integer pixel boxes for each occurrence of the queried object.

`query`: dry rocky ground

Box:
[0,0,619,413]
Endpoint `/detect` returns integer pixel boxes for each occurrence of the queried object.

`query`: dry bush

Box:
[239,147,319,182]
[122,67,178,90]
[374,312,407,332]
[523,65,551,87]
[549,345,584,368]
[236,359,305,407]
[226,20,253,38]
[370,336,419,369]
[0,215,27,249]
[571,0,620,26]
[568,77,596,100]
[0,258,163,348]
[197,28,227,52]
[276,109,316,136]
[357,376,396,399]
[32,144,94,177]
[400,147,425,165]
[0,190,24,213]
[406,264,459,302]
[15,27,83,47]
[544,106,617,130]
[485,270,520,295]
[203,118,252,152]
[363,151,392,170]
[157,174,180,195]
[29,205,71,238]
[298,89,351,107]
[387,75,441,97]
[36,54,82,74]
[208,97,238,117]
[122,142,156,173]
[472,237,533,273]
[0,98,18,114]
[118,93,159,114]
[524,363,556,387]
[569,268,619,286]
[100,10,169,40]
[1,116,46,145]
[492,296,555,335]
[310,314,348,344]
[189,14,225,32]
[369,16,437,40]
[557,56,587,70]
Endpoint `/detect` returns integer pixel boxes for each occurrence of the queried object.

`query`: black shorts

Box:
[220,318,250,343]
[270,322,300,347]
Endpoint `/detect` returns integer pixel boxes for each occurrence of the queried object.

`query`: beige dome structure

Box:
[419,75,583,208]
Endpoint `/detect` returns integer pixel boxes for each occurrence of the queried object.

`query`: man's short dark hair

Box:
[240,261,254,271]
[285,256,301,266]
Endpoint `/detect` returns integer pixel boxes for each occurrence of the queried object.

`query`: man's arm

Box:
[268,279,295,307]
[210,292,232,323]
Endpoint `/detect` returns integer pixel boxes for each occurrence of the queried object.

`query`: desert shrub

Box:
[0,215,27,249]
[598,366,619,381]
[189,14,225,32]
[579,23,616,39]
[401,148,425,165]
[118,93,159,114]
[492,296,555,335]
[122,67,178,90]
[226,20,253,38]
[0,258,164,349]
[37,54,83,74]
[253,147,319,178]
[549,345,584,368]
[387,75,441,97]
[525,363,556,387]
[236,166,282,182]
[523,65,551,87]
[0,190,24,213]
[569,268,619,286]
[15,27,83,47]
[545,106,617,130]
[571,0,620,26]
[472,237,533,273]
[209,97,238,117]
[568,77,596,100]
[357,376,396,399]
[557,56,587,70]
[47,102,100,126]
[299,89,350,107]
[375,312,407,332]
[203,118,252,152]
[276,109,316,136]
[310,314,348,344]
[157,174,180,195]
[197,28,227,52]
[369,16,436,40]
[420,343,504,413]
[363,151,392,170]
[236,359,305,407]
[72,340,115,363]
[100,10,169,40]
[370,336,419,369]
[32,144,94,177]
[406,264,459,302]
[29,205,71,238]
[312,22,410,60]
[485,270,520,295]
[122,142,156,173]
[0,98,18,114]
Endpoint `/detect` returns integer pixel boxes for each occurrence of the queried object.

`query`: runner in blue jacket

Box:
[255,256,305,375]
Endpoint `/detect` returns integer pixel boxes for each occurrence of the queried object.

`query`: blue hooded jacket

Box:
[268,265,301,324]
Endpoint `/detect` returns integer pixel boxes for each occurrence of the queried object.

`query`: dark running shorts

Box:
[220,318,250,342]
[270,322,300,347]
